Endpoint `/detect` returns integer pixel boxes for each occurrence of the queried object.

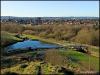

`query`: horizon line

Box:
[1,15,99,18]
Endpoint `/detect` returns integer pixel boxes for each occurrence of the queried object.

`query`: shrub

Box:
[45,50,66,66]
[1,22,24,33]
[72,28,99,46]
[22,30,35,35]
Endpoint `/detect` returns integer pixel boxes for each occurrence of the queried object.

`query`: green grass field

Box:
[59,50,99,71]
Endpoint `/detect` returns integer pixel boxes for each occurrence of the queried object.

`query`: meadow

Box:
[1,22,99,75]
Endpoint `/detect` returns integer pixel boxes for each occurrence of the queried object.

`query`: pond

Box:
[5,40,61,53]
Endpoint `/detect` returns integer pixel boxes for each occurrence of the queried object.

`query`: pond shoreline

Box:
[5,39,63,54]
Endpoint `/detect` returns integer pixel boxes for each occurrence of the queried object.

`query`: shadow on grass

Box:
[3,72,19,75]
[58,67,74,75]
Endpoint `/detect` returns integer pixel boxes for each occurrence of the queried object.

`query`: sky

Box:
[1,1,99,17]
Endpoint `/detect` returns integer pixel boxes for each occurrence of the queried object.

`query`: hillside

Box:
[1,20,99,75]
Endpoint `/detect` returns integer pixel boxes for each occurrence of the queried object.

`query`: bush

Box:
[1,22,24,33]
[45,50,66,66]
[72,28,99,46]
[23,30,35,35]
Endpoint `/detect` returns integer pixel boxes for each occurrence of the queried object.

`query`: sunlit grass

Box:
[59,50,99,71]
[1,61,62,74]
[1,31,21,47]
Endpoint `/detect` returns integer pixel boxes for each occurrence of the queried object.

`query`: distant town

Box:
[1,16,99,26]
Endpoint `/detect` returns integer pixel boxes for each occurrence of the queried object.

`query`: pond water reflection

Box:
[5,40,60,52]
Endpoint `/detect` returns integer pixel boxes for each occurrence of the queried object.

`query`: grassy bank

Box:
[1,31,21,47]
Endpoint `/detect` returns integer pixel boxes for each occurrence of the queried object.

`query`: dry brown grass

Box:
[45,49,67,66]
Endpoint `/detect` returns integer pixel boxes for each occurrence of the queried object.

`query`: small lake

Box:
[5,40,60,52]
